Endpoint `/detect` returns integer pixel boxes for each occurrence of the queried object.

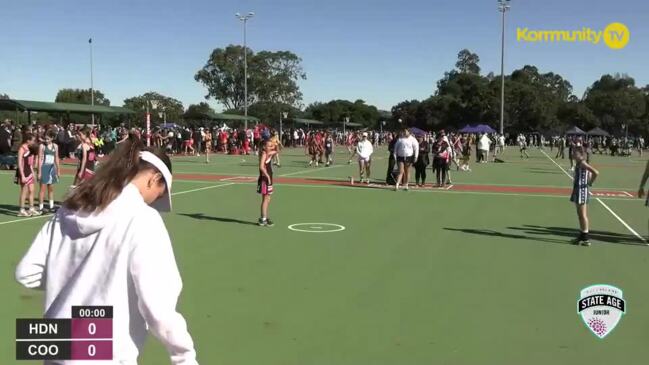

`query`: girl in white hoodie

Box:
[16,134,199,365]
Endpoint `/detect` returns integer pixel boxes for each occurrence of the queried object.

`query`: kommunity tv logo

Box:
[517,22,630,49]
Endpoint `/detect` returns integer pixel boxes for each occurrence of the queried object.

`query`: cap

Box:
[139,151,173,212]
[362,132,368,137]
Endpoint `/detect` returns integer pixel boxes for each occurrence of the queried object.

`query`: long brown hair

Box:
[64,133,172,212]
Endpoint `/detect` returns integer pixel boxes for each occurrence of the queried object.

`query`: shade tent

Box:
[197,111,260,122]
[0,99,134,125]
[292,118,324,126]
[409,127,427,137]
[565,126,586,135]
[341,121,363,127]
[459,124,497,134]
[0,99,134,115]
[587,127,610,137]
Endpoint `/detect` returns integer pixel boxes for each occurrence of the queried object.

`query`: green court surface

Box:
[1,146,648,364]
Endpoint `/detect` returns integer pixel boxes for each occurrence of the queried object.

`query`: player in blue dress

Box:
[570,147,599,246]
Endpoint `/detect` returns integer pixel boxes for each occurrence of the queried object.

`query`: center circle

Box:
[287,223,346,233]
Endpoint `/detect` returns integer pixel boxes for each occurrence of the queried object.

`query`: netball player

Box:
[15,133,41,217]
[517,134,530,159]
[393,129,419,191]
[204,128,212,163]
[37,130,60,212]
[73,128,97,186]
[306,133,319,167]
[353,132,374,183]
[258,139,278,226]
[270,131,283,167]
[15,134,199,364]
[324,132,335,166]
[570,146,599,246]
[347,132,357,164]
[637,158,649,241]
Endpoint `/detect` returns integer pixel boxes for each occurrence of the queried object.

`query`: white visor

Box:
[139,151,173,212]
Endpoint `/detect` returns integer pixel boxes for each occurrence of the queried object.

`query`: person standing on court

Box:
[15,134,200,365]
[353,132,374,183]
[414,134,430,187]
[393,128,419,191]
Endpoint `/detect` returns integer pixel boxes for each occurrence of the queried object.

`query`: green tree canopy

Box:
[455,49,481,75]
[123,92,184,126]
[305,99,380,127]
[55,88,110,106]
[184,102,215,120]
[583,74,646,133]
[195,45,306,111]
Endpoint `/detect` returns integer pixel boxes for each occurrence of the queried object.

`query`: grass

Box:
[1,145,648,364]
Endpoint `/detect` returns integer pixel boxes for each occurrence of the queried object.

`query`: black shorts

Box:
[397,156,415,164]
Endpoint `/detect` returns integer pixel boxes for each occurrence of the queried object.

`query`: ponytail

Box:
[64,133,172,212]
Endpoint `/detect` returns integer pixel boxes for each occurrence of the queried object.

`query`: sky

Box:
[1,0,648,112]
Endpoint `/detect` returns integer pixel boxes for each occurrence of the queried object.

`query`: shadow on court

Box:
[509,225,642,245]
[444,227,568,245]
[178,213,258,226]
[444,225,643,246]
[0,204,20,217]
[524,167,563,175]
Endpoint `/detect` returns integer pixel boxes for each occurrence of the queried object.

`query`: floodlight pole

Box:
[498,0,510,136]
[89,38,95,127]
[236,12,255,131]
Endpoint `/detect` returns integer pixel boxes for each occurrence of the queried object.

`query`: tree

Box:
[123,92,184,126]
[390,100,421,127]
[55,88,110,106]
[195,45,306,110]
[557,100,597,130]
[455,49,481,75]
[583,74,646,133]
[492,65,573,132]
[184,102,215,120]
[244,102,303,124]
[304,99,380,127]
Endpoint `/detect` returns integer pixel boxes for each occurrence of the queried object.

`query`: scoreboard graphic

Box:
[16,306,113,361]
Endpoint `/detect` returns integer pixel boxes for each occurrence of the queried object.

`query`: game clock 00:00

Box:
[16,306,113,361]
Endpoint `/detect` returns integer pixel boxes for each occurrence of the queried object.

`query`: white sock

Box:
[39,203,44,210]
[49,200,54,209]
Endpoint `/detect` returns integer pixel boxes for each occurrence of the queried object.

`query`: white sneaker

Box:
[18,209,31,217]
[394,183,399,191]
[29,208,42,216]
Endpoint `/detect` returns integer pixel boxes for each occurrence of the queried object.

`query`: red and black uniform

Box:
[257,157,273,195]
[77,146,97,181]
[14,147,35,185]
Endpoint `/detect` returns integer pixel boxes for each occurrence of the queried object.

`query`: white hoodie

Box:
[16,184,198,365]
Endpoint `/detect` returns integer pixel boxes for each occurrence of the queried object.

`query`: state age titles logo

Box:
[578,285,626,339]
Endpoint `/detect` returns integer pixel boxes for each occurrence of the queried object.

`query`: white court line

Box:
[539,149,647,244]
[219,176,256,182]
[168,183,235,196]
[622,191,634,198]
[0,183,235,226]
[279,164,348,177]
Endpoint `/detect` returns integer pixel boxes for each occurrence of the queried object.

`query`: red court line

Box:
[54,168,635,198]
